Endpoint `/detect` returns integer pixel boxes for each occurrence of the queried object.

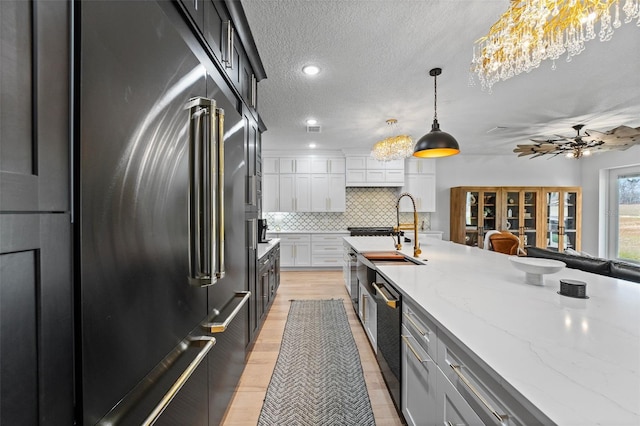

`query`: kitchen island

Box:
[344,236,639,425]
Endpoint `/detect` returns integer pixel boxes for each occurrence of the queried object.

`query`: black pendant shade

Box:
[413,67,460,158]
[413,118,460,158]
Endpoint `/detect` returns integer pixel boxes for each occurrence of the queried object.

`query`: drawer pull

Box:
[450,364,508,423]
[201,292,251,333]
[403,312,427,336]
[143,336,216,425]
[372,282,398,308]
[401,335,430,363]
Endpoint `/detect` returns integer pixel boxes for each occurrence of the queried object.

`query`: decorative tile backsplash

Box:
[264,187,431,231]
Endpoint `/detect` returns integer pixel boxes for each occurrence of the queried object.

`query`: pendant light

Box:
[413,68,460,158]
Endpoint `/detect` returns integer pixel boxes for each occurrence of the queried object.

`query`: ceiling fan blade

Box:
[529,138,566,143]
[608,125,640,138]
[531,152,548,159]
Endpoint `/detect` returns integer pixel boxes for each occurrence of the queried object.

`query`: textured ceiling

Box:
[241,0,640,156]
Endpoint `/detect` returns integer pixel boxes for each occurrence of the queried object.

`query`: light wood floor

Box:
[221,270,404,425]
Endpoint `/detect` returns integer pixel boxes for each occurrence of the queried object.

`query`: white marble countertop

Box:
[257,238,280,260]
[343,236,640,425]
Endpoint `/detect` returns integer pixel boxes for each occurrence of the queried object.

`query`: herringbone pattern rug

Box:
[257,299,375,426]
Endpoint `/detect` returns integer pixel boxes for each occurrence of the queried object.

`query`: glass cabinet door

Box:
[505,190,520,238]
[522,190,538,247]
[464,191,480,247]
[562,191,579,250]
[505,189,537,247]
[476,190,498,248]
[546,191,561,251]
[544,189,581,252]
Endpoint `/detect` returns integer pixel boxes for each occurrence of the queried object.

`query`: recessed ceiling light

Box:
[306,119,318,125]
[308,143,316,148]
[302,65,320,76]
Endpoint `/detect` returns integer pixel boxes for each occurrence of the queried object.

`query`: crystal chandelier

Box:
[471,0,640,91]
[371,119,414,161]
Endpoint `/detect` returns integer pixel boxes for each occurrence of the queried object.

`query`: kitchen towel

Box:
[257,299,375,426]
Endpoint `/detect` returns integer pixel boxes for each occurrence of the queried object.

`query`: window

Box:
[607,165,640,264]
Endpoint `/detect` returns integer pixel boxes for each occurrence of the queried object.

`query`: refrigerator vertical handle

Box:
[215,107,225,280]
[247,219,257,250]
[186,97,222,287]
[248,175,257,206]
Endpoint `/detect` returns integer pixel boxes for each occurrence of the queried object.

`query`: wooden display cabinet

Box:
[450,187,500,248]
[451,186,581,250]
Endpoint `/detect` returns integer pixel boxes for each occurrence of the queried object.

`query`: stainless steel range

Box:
[348,227,396,236]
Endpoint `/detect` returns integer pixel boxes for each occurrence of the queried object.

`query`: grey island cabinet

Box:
[343,236,639,426]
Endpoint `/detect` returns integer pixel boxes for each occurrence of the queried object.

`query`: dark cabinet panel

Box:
[0,0,69,212]
[0,251,38,425]
[244,108,259,213]
[0,1,72,424]
[0,214,73,425]
[204,0,227,63]
[178,0,205,33]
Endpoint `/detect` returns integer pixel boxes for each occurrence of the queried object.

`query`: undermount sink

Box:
[362,252,424,266]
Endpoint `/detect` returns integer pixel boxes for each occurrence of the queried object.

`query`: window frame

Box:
[607,165,640,264]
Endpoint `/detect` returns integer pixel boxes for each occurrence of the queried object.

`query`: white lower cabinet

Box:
[279,234,310,267]
[401,325,438,426]
[401,300,536,426]
[437,370,484,426]
[358,281,376,352]
[311,233,347,267]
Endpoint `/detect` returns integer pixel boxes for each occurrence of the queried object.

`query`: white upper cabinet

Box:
[262,173,280,212]
[405,158,436,174]
[346,155,405,187]
[279,157,310,174]
[311,158,345,174]
[279,174,311,212]
[263,154,345,213]
[399,158,436,212]
[263,157,279,174]
[311,174,346,212]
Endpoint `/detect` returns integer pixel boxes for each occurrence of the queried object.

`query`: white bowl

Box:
[508,256,566,286]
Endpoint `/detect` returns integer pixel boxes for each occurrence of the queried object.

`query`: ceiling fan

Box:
[513,124,640,159]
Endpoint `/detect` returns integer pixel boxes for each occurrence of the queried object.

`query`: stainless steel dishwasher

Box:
[373,271,402,412]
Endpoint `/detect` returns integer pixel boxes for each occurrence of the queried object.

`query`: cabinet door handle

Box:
[362,295,366,323]
[403,312,428,336]
[251,74,257,108]
[401,335,430,363]
[223,21,232,69]
[450,364,508,423]
[248,175,257,205]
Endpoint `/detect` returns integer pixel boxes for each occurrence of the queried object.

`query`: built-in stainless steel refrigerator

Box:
[78,1,248,423]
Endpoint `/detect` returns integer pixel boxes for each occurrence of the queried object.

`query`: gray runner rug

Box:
[257,299,376,426]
